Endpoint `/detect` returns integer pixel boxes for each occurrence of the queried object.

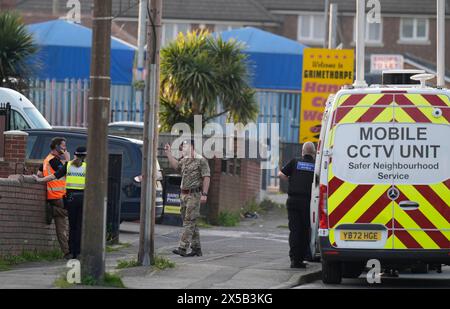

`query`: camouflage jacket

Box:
[178,153,210,190]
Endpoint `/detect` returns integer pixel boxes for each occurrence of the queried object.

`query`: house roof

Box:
[255,0,450,15]
[15,0,279,24]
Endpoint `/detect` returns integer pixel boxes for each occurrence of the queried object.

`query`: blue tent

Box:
[27,20,136,85]
[215,27,307,91]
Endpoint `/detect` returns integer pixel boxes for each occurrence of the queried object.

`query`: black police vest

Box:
[288,155,315,198]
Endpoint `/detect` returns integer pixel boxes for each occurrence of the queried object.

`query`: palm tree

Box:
[0,11,38,90]
[159,30,258,131]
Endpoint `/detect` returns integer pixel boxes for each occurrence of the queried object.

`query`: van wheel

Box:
[342,262,363,278]
[411,263,428,274]
[322,260,342,284]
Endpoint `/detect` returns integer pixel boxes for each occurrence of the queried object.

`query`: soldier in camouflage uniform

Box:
[165,140,210,257]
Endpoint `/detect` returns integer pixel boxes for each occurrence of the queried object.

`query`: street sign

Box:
[370,54,404,73]
[299,48,354,143]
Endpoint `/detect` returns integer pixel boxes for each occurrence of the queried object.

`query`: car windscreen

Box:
[23,107,52,129]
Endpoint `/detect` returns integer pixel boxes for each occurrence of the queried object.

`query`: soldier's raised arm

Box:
[165,143,179,170]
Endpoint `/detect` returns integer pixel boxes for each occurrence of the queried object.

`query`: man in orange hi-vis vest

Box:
[37,137,71,259]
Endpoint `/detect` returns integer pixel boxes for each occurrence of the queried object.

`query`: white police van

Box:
[0,87,51,130]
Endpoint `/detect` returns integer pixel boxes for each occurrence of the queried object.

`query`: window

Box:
[25,135,38,159]
[11,110,30,130]
[353,18,383,44]
[221,159,240,175]
[162,23,191,46]
[23,107,51,129]
[297,14,325,43]
[109,142,131,169]
[400,18,428,42]
[214,24,240,33]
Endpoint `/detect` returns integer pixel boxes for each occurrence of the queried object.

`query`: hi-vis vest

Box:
[66,161,86,190]
[43,154,66,200]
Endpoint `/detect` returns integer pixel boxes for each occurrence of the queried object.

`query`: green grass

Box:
[217,211,240,227]
[54,274,75,288]
[106,242,131,253]
[241,199,262,216]
[259,198,285,212]
[154,256,175,270]
[103,272,126,288]
[116,259,140,269]
[240,198,286,218]
[0,249,63,271]
[197,217,212,228]
[116,256,175,270]
[277,224,289,229]
[81,273,125,288]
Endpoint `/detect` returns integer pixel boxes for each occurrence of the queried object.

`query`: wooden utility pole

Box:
[81,0,112,281]
[138,0,162,266]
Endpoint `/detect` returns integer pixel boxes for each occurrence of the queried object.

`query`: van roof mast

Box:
[436,0,446,88]
[353,0,368,88]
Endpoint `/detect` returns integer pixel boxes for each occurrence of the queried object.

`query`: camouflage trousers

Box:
[179,192,201,250]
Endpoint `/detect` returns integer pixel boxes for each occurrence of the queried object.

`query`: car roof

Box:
[0,87,36,109]
[109,121,144,128]
[23,128,143,145]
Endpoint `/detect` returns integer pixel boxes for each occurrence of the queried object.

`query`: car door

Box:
[327,93,395,249]
[391,93,450,250]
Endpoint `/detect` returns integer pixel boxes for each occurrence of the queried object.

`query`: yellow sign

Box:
[299,48,354,143]
[164,205,181,215]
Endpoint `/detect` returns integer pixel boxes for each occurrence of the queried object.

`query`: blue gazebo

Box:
[27,20,136,85]
[215,27,307,189]
[216,27,306,91]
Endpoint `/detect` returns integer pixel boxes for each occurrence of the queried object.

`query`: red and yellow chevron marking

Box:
[327,173,394,248]
[332,93,450,127]
[327,177,450,249]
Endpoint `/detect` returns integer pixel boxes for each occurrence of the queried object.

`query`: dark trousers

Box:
[66,190,84,258]
[287,196,311,262]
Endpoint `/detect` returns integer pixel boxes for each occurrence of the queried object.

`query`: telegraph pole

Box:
[135,0,148,121]
[138,0,162,266]
[81,0,112,281]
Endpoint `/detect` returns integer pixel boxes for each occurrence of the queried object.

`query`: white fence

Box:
[27,79,143,127]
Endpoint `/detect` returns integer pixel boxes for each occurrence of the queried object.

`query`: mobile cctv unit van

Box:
[310,0,450,284]
[311,72,450,283]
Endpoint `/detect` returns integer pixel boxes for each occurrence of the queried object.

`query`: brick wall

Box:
[341,16,450,73]
[0,175,57,257]
[0,131,57,257]
[207,158,261,224]
[0,131,28,179]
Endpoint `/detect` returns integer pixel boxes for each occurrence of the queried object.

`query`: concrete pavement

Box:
[0,200,322,289]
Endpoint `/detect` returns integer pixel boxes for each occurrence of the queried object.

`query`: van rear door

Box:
[327,93,396,250]
[391,93,450,249]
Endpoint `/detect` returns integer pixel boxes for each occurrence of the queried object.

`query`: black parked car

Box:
[24,128,164,222]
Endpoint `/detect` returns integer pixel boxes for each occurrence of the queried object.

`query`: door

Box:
[391,93,450,250]
[327,93,396,249]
